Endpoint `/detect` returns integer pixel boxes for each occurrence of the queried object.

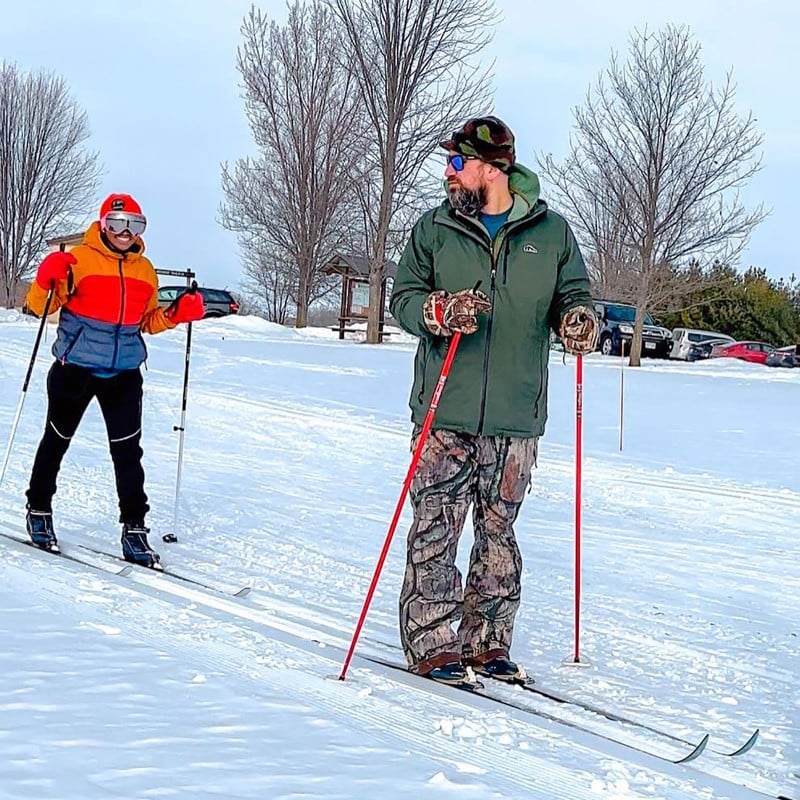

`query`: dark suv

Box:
[158,286,239,318]
[594,300,672,358]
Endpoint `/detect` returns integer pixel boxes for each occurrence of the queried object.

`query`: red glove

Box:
[36,251,77,290]
[165,291,205,324]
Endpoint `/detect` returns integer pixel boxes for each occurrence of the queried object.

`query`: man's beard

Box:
[448,184,486,217]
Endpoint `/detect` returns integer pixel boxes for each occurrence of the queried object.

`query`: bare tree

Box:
[327,0,494,343]
[220,3,362,327]
[539,25,766,365]
[0,63,102,307]
[239,242,296,323]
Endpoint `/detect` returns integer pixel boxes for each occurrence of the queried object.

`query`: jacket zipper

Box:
[438,215,495,435]
[111,258,125,370]
[477,252,499,435]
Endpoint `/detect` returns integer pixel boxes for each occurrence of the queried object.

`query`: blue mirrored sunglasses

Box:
[446,153,479,172]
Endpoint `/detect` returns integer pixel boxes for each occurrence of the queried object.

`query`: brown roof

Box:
[323,254,397,280]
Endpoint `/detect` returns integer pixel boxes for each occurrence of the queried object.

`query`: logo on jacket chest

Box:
[523,243,538,254]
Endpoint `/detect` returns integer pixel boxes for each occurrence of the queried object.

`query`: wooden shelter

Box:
[322,254,397,342]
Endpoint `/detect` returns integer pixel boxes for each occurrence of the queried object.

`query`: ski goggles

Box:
[446,153,480,172]
[102,212,147,237]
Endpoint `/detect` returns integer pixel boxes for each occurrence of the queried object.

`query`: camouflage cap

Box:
[440,115,516,173]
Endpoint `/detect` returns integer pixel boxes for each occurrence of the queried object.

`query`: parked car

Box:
[765,345,800,368]
[710,341,774,365]
[670,328,735,361]
[158,286,239,318]
[593,300,672,358]
[685,338,736,362]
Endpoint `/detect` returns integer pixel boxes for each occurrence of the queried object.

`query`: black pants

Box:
[26,362,150,524]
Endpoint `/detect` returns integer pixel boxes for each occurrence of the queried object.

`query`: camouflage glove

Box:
[560,305,598,355]
[422,288,492,336]
[442,289,492,334]
[422,290,451,337]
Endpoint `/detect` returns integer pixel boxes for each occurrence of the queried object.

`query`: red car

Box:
[711,340,774,364]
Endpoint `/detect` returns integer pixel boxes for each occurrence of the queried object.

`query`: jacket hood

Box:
[507,162,541,207]
[83,221,145,259]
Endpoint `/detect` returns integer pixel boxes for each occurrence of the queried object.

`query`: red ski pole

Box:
[564,353,589,666]
[339,331,463,680]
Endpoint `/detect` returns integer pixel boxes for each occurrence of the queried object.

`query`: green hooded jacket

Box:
[390,164,592,438]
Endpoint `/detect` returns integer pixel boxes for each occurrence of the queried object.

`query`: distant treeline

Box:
[658,265,800,346]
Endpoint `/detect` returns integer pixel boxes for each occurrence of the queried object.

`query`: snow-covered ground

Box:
[0,309,797,800]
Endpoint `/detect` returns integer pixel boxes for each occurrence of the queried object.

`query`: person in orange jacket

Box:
[24,193,205,569]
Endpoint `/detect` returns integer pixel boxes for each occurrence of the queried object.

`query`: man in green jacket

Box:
[390,115,598,686]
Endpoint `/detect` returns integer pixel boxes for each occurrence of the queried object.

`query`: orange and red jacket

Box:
[26,222,176,372]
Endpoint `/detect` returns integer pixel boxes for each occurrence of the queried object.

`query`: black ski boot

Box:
[121,522,163,571]
[26,509,60,553]
[472,656,530,684]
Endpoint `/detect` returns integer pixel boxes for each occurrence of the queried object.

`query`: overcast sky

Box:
[2,0,796,290]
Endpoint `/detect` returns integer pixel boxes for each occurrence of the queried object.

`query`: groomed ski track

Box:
[0,528,790,800]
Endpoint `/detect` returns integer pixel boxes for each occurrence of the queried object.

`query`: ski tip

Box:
[117,565,134,576]
[724,728,760,757]
[233,586,251,598]
[674,733,709,764]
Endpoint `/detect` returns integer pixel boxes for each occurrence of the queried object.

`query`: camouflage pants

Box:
[399,429,538,674]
